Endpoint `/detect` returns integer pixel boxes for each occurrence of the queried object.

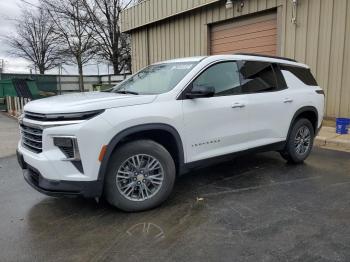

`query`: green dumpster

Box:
[0,79,17,97]
[26,81,40,99]
[0,79,41,99]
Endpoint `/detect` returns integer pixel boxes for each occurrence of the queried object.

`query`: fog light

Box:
[54,137,73,148]
[53,136,80,161]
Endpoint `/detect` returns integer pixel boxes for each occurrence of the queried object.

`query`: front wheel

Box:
[104,140,176,212]
[280,118,315,164]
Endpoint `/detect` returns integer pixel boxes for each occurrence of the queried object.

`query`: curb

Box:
[315,128,350,152]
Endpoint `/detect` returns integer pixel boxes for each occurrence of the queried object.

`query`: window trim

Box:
[274,64,288,91]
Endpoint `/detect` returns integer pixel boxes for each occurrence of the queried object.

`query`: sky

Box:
[0,0,109,75]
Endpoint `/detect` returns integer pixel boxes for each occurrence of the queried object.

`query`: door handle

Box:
[283,98,293,103]
[232,103,245,109]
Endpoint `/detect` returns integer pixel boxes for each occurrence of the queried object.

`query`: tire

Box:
[280,118,315,164]
[104,140,176,212]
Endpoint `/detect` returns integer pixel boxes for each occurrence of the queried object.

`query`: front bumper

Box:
[17,150,103,198]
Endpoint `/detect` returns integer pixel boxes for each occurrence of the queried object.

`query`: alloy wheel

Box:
[116,154,164,201]
[294,125,311,155]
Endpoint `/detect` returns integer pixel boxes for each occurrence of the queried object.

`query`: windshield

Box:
[111,62,198,95]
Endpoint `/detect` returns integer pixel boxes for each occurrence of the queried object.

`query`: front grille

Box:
[24,111,47,121]
[20,123,43,153]
[24,110,104,122]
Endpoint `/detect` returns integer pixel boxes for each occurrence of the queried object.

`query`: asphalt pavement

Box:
[0,147,350,261]
[0,113,19,158]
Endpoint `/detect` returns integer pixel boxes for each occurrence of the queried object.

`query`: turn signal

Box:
[98,145,107,162]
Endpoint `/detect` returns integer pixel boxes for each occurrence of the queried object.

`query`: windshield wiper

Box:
[114,90,139,95]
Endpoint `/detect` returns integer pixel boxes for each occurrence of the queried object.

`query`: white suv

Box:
[17,54,324,211]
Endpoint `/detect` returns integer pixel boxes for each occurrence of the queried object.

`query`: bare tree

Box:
[82,0,133,74]
[42,0,97,91]
[132,0,144,5]
[5,6,61,74]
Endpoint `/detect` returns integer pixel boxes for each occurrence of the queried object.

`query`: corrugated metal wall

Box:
[282,0,350,118]
[121,0,221,32]
[124,0,350,118]
[129,0,279,71]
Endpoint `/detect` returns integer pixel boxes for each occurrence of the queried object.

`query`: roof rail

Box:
[234,53,297,62]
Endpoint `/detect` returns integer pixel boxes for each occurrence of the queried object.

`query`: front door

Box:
[182,61,251,163]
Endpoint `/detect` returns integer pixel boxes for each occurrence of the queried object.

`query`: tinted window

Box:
[192,62,241,96]
[238,61,279,93]
[280,65,318,86]
[274,64,287,89]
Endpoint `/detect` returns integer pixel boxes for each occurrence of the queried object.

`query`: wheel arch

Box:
[97,123,185,183]
[287,106,319,141]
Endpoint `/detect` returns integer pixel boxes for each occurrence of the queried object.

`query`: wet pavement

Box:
[0,113,19,158]
[0,148,350,262]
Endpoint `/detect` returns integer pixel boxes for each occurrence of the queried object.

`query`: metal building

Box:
[121,0,350,118]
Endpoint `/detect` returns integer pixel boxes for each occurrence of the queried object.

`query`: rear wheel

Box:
[104,140,176,212]
[280,118,314,164]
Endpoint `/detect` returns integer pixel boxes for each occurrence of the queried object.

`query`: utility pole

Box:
[0,59,4,78]
[58,64,62,95]
[107,63,111,85]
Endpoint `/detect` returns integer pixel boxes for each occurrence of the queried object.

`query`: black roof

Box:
[234,53,297,62]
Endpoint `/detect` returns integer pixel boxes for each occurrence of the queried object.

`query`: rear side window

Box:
[238,61,286,93]
[280,65,318,86]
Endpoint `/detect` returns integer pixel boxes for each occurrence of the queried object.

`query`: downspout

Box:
[146,26,150,66]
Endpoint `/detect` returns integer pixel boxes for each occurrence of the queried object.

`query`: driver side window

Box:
[192,62,241,97]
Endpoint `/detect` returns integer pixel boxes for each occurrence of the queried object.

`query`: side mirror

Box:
[186,84,215,99]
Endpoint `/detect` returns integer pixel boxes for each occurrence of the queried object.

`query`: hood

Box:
[24,92,157,114]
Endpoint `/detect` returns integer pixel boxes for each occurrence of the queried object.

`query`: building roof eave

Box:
[121,0,221,33]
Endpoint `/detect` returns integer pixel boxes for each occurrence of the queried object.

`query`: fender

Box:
[286,106,319,142]
[97,123,185,184]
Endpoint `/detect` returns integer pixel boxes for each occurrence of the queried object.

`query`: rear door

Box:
[238,60,294,144]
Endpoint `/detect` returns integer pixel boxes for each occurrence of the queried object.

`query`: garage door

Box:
[210,12,277,56]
